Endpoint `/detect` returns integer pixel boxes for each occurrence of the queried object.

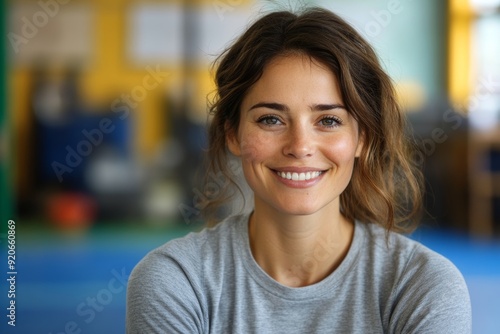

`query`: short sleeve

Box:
[126,246,206,334]
[388,248,472,334]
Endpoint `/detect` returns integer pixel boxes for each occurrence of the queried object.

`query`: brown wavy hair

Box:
[203,7,423,233]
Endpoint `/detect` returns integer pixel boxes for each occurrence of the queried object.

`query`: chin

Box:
[254,192,339,217]
[273,201,325,217]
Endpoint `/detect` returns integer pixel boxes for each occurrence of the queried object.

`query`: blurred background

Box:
[0,0,499,333]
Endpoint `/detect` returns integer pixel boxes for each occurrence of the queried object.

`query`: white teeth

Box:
[277,171,322,181]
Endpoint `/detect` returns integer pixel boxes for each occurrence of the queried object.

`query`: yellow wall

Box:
[448,0,473,108]
[11,0,222,195]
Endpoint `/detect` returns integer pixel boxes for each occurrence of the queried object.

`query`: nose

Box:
[282,123,315,159]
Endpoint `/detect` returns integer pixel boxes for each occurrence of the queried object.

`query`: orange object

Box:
[47,192,96,230]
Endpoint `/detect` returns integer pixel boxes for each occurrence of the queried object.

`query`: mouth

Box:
[274,170,325,181]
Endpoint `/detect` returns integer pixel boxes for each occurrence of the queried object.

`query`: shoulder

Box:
[359,223,471,333]
[360,222,466,280]
[126,215,245,333]
[131,214,242,278]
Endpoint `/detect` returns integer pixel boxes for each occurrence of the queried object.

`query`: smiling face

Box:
[227,54,363,218]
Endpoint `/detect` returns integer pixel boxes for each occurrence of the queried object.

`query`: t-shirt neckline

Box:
[235,213,364,301]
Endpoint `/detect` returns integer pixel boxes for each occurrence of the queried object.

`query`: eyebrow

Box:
[247,102,346,112]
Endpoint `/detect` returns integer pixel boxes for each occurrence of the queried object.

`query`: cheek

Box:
[238,131,275,163]
[324,135,359,165]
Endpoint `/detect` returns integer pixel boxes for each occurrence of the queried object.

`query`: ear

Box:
[226,122,242,157]
[355,130,364,158]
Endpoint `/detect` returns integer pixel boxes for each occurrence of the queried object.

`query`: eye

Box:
[319,116,342,128]
[257,115,283,127]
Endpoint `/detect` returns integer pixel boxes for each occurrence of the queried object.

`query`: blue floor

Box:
[1,223,499,334]
[410,227,500,334]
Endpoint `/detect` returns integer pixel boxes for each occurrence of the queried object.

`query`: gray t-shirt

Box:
[126,214,471,333]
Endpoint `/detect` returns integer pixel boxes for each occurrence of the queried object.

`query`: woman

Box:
[127,7,471,333]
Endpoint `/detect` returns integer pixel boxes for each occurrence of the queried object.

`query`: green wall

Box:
[1,0,13,225]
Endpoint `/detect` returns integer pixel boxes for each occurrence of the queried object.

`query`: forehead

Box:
[264,53,335,80]
[242,54,342,103]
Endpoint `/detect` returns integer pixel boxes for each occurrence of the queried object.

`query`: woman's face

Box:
[227,54,363,217]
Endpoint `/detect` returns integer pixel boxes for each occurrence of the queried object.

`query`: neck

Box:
[248,199,354,287]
